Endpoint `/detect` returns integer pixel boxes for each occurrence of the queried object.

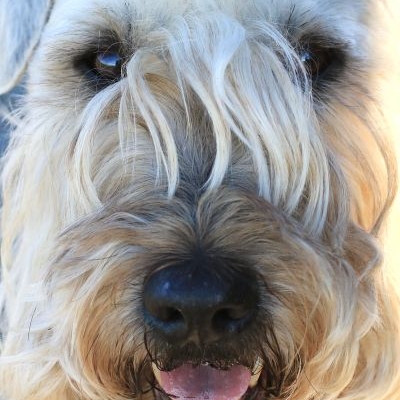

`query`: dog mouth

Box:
[152,359,263,400]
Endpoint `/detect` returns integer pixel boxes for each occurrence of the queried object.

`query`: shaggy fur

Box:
[0,0,399,399]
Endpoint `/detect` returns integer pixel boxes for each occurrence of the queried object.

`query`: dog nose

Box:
[143,261,259,345]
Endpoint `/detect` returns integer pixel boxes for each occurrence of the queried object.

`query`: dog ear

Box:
[0,0,52,94]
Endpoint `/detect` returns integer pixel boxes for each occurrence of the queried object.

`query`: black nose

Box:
[142,260,259,345]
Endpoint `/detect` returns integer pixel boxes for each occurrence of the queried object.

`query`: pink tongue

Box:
[159,364,251,400]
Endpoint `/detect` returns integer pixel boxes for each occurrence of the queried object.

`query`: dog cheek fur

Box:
[1,195,397,400]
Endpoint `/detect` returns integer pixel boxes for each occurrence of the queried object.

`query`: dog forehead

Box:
[37,0,368,73]
[49,0,367,29]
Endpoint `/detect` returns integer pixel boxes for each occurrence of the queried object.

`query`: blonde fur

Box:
[0,1,399,399]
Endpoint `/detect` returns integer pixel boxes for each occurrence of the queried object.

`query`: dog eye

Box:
[93,50,123,81]
[77,46,124,86]
[299,46,337,81]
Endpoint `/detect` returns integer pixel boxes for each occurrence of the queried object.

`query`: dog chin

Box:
[152,360,263,400]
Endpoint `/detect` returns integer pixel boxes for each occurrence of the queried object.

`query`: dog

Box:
[0,0,399,399]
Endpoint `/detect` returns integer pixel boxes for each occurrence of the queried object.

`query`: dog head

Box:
[0,1,399,400]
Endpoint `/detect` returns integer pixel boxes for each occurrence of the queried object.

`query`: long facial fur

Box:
[0,1,399,399]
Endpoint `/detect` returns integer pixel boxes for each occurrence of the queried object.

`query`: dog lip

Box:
[152,359,263,399]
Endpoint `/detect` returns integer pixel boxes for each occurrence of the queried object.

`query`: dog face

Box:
[0,1,399,400]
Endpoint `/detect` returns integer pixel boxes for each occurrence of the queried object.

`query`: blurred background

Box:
[0,86,24,153]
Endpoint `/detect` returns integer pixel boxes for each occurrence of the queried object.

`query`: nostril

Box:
[212,306,254,333]
[221,307,248,321]
[144,303,188,340]
[157,307,184,324]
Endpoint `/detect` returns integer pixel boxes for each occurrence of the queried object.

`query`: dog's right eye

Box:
[78,46,124,86]
[93,50,123,81]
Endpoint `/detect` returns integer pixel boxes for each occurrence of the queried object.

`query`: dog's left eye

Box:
[299,45,338,81]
